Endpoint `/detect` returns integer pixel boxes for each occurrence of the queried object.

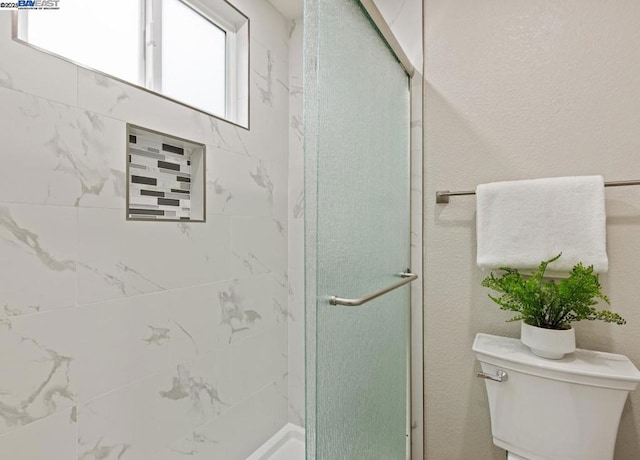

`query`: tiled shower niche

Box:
[126,125,205,221]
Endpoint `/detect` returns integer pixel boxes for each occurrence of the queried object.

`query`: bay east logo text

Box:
[0,0,59,10]
[19,0,60,6]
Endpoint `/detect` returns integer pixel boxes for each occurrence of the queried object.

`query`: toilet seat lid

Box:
[473,333,640,385]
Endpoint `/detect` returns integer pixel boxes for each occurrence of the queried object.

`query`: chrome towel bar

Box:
[436,179,640,204]
[330,271,418,307]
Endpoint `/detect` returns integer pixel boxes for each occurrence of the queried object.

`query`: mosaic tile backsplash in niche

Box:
[127,125,205,221]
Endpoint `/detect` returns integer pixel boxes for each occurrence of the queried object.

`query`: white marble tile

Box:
[287,43,304,221]
[0,311,77,435]
[77,208,230,305]
[78,373,164,460]
[251,38,289,114]
[202,37,289,163]
[170,276,285,353]
[287,233,302,294]
[287,364,304,427]
[270,160,289,239]
[0,3,295,458]
[78,363,228,460]
[77,68,215,146]
[288,18,304,170]
[289,283,302,418]
[165,355,233,424]
[73,291,172,403]
[271,269,291,329]
[203,115,251,157]
[0,12,78,106]
[206,147,277,218]
[289,110,303,160]
[0,407,77,460]
[0,203,76,319]
[286,219,304,426]
[167,282,230,365]
[276,369,289,412]
[236,39,290,165]
[0,87,125,208]
[77,60,285,167]
[288,18,303,76]
[289,108,303,162]
[166,317,235,422]
[230,216,287,280]
[0,293,171,434]
[286,220,303,325]
[231,326,287,404]
[150,380,287,460]
[233,0,290,65]
[288,157,304,220]
[221,276,284,346]
[287,15,304,427]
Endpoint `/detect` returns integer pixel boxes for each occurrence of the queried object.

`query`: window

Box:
[15,0,249,127]
[161,0,226,116]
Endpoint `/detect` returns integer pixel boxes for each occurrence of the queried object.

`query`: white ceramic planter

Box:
[521,322,576,359]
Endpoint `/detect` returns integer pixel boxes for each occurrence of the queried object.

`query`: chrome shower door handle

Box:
[476,369,508,383]
[329,271,418,306]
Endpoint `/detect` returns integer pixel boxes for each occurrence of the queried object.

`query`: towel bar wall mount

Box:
[436,180,640,204]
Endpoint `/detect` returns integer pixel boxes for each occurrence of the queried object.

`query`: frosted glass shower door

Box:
[304,1,411,459]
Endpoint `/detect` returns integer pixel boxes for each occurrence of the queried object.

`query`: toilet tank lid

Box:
[473,333,640,383]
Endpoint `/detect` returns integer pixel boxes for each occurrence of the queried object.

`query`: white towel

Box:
[476,176,608,273]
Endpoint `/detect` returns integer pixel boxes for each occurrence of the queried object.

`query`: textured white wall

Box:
[424,1,640,459]
[0,0,291,458]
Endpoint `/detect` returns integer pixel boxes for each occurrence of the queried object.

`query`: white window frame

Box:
[13,0,249,128]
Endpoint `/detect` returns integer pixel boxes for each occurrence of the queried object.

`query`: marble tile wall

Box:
[287,16,305,428]
[0,0,291,457]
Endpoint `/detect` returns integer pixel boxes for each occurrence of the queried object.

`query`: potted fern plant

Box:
[481,253,626,359]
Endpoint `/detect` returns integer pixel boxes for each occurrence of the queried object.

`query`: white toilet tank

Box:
[473,333,640,460]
